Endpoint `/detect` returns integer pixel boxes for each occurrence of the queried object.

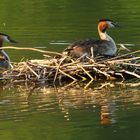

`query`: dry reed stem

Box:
[60,60,80,68]
[84,79,94,89]
[59,69,77,81]
[77,64,94,80]
[104,50,140,62]
[63,81,77,88]
[25,63,40,79]
[92,67,111,79]
[76,74,87,81]
[120,70,140,79]
[2,46,63,56]
[53,56,67,83]
[114,73,125,81]
[117,44,131,52]
[118,63,140,67]
[1,46,140,84]
[108,57,140,63]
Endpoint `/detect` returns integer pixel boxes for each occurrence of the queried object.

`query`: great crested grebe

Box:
[0,33,17,70]
[63,19,119,59]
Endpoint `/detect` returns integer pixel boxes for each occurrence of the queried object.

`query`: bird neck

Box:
[98,28,117,52]
[98,28,116,43]
[97,23,117,56]
[98,27,109,39]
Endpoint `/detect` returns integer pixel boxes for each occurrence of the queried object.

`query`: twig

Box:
[2,47,140,85]
[121,70,140,79]
[63,80,77,88]
[22,62,40,79]
[76,74,87,81]
[59,69,77,81]
[105,50,140,61]
[117,62,140,67]
[53,56,67,83]
[77,64,94,80]
[2,46,63,56]
[84,79,94,89]
[117,44,130,52]
[93,67,111,79]
[108,57,140,63]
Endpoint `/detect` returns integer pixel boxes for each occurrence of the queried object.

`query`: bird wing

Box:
[64,39,100,51]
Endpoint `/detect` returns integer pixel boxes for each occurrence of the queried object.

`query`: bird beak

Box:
[7,36,18,43]
[3,35,18,43]
[9,38,18,43]
[113,22,120,27]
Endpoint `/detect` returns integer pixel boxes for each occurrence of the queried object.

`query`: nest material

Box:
[1,49,140,85]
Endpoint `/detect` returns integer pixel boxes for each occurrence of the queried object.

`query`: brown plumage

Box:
[63,19,119,59]
[0,33,17,70]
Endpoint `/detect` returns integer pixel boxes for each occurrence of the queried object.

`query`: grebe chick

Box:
[0,33,17,70]
[63,19,119,59]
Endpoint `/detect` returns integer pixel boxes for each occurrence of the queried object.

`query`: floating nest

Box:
[1,47,140,86]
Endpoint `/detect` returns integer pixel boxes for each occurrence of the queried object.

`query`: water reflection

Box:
[56,84,118,125]
[0,81,140,126]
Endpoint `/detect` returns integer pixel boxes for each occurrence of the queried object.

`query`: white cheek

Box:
[107,21,114,28]
[3,36,10,42]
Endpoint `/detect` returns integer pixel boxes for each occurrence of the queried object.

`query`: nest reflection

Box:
[0,81,139,124]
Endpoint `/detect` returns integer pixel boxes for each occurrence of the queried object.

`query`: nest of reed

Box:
[1,46,140,86]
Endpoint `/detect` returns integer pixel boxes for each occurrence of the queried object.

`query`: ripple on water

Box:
[0,82,140,125]
[0,92,59,121]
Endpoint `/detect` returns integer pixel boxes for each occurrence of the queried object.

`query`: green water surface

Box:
[0,0,140,140]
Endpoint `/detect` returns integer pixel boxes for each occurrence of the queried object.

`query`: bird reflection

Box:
[55,85,118,124]
[100,101,116,125]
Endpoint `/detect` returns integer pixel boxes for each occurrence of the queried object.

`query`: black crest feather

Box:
[99,19,113,22]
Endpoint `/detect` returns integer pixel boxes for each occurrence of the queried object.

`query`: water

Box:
[0,0,140,139]
[0,81,140,139]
